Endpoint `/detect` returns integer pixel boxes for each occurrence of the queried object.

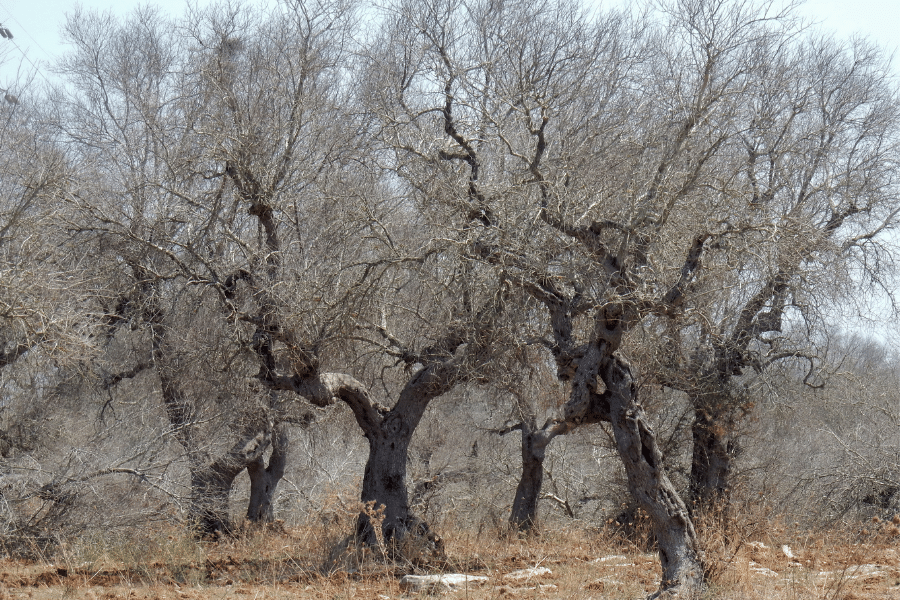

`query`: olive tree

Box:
[361,0,715,591]
[184,0,511,548]
[649,32,900,511]
[478,0,900,538]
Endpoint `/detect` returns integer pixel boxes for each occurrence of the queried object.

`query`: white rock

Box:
[399,574,489,592]
[749,561,778,578]
[592,554,634,566]
[595,554,629,563]
[504,567,553,581]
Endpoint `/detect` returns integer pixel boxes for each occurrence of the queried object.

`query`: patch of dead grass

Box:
[1,516,899,600]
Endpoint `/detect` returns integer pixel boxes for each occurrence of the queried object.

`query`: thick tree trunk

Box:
[356,412,420,547]
[604,355,704,598]
[273,316,485,556]
[689,404,733,512]
[275,371,423,548]
[246,423,288,524]
[351,365,454,558]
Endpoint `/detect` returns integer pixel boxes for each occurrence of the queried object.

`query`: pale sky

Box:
[0,0,898,89]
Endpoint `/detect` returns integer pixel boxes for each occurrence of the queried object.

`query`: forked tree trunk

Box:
[189,428,274,536]
[278,371,431,549]
[246,423,288,524]
[349,367,455,555]
[277,314,493,553]
[604,355,704,598]
[356,410,442,554]
[504,395,605,532]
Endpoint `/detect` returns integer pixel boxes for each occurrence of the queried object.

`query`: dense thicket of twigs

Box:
[0,0,898,595]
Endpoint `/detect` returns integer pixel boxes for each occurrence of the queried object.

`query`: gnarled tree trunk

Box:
[190,464,242,536]
[503,417,578,532]
[356,411,420,546]
[190,427,275,536]
[353,366,454,554]
[604,355,704,597]
[283,368,456,553]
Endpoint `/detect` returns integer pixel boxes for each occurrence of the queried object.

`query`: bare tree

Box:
[646,31,900,511]
[477,1,900,545]
[488,350,606,533]
[0,72,123,552]
[1,82,83,369]
[52,0,363,535]
[183,0,511,547]
[11,1,898,592]
[53,0,508,550]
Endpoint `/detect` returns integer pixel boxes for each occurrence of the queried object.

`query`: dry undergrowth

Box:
[1,505,898,600]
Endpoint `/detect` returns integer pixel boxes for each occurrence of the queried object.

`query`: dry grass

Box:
[1,506,898,600]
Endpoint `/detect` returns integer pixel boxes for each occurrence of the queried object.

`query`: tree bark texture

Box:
[283,369,450,551]
[356,411,419,546]
[603,355,704,597]
[505,416,582,532]
[354,363,452,551]
[526,273,705,594]
[190,465,241,536]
